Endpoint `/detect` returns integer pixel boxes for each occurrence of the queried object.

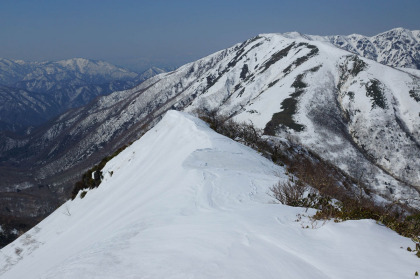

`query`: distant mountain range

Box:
[0,58,165,133]
[0,27,419,248]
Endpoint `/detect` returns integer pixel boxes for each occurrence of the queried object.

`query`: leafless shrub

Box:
[270,180,306,206]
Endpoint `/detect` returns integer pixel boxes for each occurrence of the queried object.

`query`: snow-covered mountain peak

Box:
[56,58,92,72]
[308,28,420,69]
[279,31,311,40]
[1,111,418,278]
[0,57,139,85]
[51,58,137,78]
[377,27,413,36]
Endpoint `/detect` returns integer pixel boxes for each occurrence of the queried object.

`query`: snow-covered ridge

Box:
[0,111,418,278]
[0,58,138,84]
[306,28,420,69]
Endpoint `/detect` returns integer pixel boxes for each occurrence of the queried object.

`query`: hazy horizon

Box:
[1,0,419,72]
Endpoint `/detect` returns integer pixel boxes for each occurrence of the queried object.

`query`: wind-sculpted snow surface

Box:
[0,111,418,279]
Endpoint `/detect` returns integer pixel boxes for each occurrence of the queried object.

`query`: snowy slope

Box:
[179,34,420,205]
[306,28,420,69]
[0,111,418,279]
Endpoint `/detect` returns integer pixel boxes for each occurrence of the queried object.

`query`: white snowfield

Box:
[0,111,418,278]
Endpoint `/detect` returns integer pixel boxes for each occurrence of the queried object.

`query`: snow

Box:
[307,28,420,70]
[3,30,419,209]
[1,111,418,278]
[398,67,420,78]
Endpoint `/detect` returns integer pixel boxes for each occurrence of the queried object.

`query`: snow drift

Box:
[0,111,418,278]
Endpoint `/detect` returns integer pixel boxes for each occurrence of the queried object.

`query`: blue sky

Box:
[1,0,419,72]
